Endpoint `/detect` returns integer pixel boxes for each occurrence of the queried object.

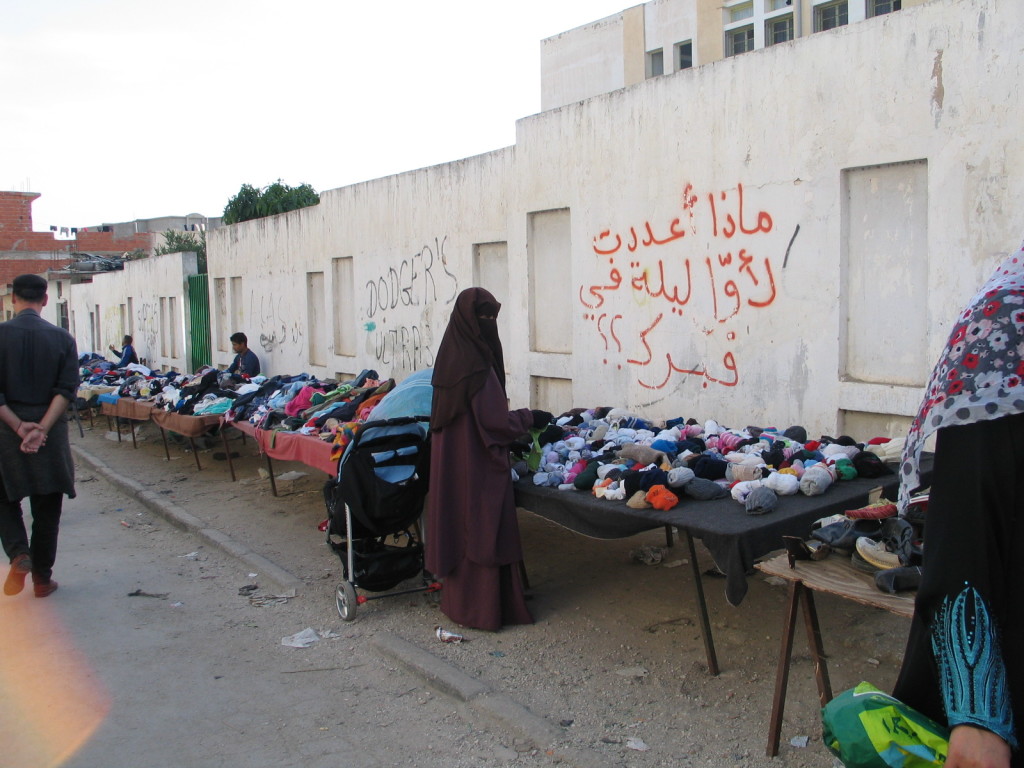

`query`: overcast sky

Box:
[1,0,627,230]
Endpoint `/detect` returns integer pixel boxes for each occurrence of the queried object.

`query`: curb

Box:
[72,444,305,595]
[372,632,617,768]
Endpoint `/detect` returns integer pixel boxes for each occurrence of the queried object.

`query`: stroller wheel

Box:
[336,581,358,621]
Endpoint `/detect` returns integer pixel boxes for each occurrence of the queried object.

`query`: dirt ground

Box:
[71,414,913,767]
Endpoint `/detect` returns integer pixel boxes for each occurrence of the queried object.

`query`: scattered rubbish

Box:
[127,589,169,599]
[489,651,506,657]
[662,558,688,568]
[866,658,880,666]
[615,666,649,678]
[258,468,271,479]
[282,628,321,648]
[238,584,259,596]
[249,593,295,606]
[626,737,650,752]
[170,601,184,607]
[119,520,132,528]
[630,545,664,565]
[790,736,809,748]
[600,737,621,744]
[435,625,465,643]
[644,616,693,633]
[559,719,574,727]
[275,470,307,482]
[177,551,200,560]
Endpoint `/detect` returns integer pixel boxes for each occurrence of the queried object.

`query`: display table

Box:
[756,552,915,757]
[514,455,930,676]
[149,410,223,471]
[99,396,156,448]
[219,419,337,496]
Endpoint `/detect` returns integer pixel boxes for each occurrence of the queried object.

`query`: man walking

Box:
[0,274,79,597]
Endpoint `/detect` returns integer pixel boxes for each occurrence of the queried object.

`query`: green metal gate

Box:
[187,273,212,372]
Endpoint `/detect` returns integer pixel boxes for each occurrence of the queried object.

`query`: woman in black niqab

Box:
[426,287,535,631]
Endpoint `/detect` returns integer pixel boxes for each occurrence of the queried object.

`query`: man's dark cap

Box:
[12,274,47,301]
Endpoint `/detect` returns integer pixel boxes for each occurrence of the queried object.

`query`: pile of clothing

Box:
[517,407,899,515]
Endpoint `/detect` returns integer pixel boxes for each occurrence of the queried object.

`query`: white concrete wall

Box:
[206,150,515,382]
[513,0,1024,434]
[78,0,1022,440]
[541,12,629,111]
[64,252,198,372]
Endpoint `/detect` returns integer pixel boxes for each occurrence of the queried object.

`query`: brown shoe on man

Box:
[4,553,32,596]
[33,580,59,598]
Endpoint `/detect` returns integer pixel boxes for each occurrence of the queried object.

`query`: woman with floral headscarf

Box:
[426,288,551,631]
[894,242,1024,768]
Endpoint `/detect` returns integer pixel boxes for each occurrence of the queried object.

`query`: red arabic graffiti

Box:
[580,182,788,390]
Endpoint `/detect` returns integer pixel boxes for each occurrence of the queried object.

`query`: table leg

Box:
[685,530,719,676]
[799,588,833,705]
[160,427,172,461]
[265,454,278,496]
[221,428,237,482]
[189,438,202,471]
[664,524,674,547]
[767,580,802,757]
[129,420,137,448]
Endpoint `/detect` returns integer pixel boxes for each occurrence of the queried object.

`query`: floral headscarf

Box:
[899,244,1024,511]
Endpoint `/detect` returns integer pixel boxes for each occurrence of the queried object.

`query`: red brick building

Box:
[0,190,154,317]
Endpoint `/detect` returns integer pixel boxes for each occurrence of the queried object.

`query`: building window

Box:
[766,0,792,9]
[646,48,664,78]
[675,40,693,70]
[869,0,901,16]
[814,1,848,31]
[766,14,794,44]
[726,25,755,56]
[728,1,754,22]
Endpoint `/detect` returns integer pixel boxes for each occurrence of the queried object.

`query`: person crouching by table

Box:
[108,334,139,367]
[0,274,79,598]
[228,332,261,377]
[426,287,552,631]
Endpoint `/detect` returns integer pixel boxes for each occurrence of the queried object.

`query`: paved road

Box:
[0,459,571,768]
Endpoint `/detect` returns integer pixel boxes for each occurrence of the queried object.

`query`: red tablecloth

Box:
[225,419,337,476]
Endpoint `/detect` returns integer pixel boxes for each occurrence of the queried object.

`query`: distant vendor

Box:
[228,332,261,377]
[108,335,139,367]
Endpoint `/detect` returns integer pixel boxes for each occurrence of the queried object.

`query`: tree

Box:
[222,180,320,225]
[155,229,207,273]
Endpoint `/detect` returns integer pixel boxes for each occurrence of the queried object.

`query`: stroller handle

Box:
[359,415,430,431]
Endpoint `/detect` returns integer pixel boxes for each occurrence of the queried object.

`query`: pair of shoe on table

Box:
[4,554,58,597]
[796,510,924,595]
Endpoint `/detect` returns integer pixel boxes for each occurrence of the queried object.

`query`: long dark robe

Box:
[893,414,1023,761]
[425,371,534,631]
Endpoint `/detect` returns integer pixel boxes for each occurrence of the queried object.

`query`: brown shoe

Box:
[33,580,59,598]
[4,553,32,596]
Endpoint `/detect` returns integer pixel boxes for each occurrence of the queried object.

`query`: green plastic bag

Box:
[526,428,544,472]
[821,681,949,767]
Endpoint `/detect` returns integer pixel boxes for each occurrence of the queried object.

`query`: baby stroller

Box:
[323,370,438,620]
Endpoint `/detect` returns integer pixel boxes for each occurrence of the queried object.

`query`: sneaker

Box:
[850,547,881,574]
[33,580,59,598]
[4,553,32,596]
[855,537,901,570]
[875,566,923,594]
[845,501,898,520]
